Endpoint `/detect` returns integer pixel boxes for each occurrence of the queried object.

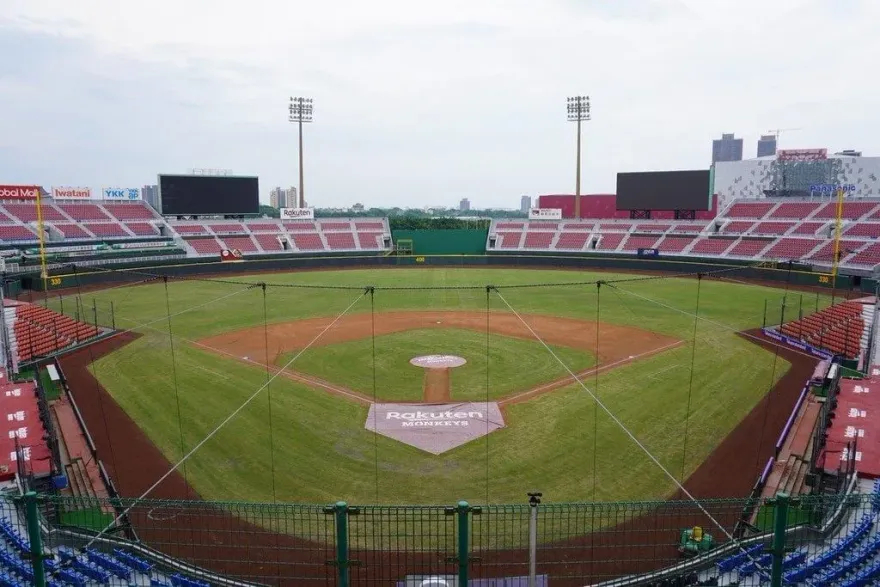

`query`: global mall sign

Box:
[0,185,41,199]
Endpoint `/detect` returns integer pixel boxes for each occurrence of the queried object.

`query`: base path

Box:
[199,310,681,404]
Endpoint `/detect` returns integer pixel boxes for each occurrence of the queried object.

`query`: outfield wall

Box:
[18,252,876,294]
[391,228,489,255]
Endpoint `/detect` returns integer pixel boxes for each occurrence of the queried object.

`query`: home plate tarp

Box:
[365,402,505,455]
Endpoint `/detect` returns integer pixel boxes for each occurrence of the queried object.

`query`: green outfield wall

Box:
[390,229,488,255]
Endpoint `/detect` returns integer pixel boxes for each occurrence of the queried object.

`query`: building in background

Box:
[836,149,863,157]
[459,198,470,212]
[141,184,159,210]
[270,187,292,209]
[757,135,778,158]
[711,133,744,164]
[520,195,531,213]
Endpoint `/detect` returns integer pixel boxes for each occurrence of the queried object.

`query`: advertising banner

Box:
[528,208,562,220]
[0,185,40,199]
[52,187,92,199]
[777,149,828,161]
[220,249,244,262]
[280,207,314,220]
[102,187,140,200]
[810,184,857,194]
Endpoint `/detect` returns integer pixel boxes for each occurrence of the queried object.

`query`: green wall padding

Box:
[391,229,488,255]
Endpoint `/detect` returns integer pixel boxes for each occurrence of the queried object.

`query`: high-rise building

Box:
[141,185,159,210]
[757,135,777,158]
[269,187,287,209]
[459,198,470,212]
[520,195,531,213]
[711,133,744,164]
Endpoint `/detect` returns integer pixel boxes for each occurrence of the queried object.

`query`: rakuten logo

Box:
[0,186,39,199]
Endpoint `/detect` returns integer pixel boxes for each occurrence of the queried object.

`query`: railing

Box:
[3,483,875,587]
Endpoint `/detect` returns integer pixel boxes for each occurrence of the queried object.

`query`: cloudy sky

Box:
[0,0,876,209]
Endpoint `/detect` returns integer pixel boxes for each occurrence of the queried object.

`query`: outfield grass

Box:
[286,328,597,401]
[54,268,827,506]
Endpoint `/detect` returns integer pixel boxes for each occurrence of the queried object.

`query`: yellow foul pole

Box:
[831,186,845,281]
[34,189,48,292]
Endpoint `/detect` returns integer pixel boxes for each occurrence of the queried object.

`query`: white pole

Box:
[528,492,542,587]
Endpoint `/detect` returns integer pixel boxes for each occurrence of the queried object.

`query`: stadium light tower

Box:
[567,96,591,219]
[288,96,313,208]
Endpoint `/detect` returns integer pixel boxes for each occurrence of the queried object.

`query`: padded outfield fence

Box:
[4,485,876,586]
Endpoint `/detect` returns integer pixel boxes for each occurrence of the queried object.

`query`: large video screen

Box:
[158,175,259,215]
[616,170,711,211]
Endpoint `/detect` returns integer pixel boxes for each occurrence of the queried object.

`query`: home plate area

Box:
[365,402,505,454]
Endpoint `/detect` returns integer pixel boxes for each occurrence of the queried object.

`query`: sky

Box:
[0,0,877,209]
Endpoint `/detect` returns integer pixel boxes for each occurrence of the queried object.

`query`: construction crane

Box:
[766,127,802,147]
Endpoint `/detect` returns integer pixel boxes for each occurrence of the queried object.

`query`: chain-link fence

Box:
[3,481,878,587]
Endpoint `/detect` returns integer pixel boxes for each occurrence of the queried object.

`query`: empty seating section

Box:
[764,238,821,260]
[86,223,129,237]
[780,302,865,359]
[171,224,206,235]
[355,221,384,230]
[728,238,772,257]
[565,223,594,230]
[634,224,670,233]
[498,232,523,249]
[621,235,660,251]
[845,223,880,238]
[726,201,774,218]
[792,221,825,235]
[325,232,356,250]
[284,221,318,232]
[221,236,258,253]
[769,202,820,219]
[0,225,36,241]
[810,240,860,262]
[596,233,625,251]
[722,221,754,234]
[753,222,794,235]
[53,224,92,239]
[3,203,66,221]
[555,232,590,250]
[814,200,878,219]
[247,223,281,232]
[357,232,382,249]
[523,232,553,249]
[656,236,695,253]
[321,221,352,231]
[291,233,326,251]
[690,238,736,255]
[529,222,557,230]
[57,203,109,220]
[671,224,705,233]
[124,222,159,236]
[208,223,245,234]
[185,238,223,255]
[848,243,880,266]
[599,223,630,232]
[254,233,284,251]
[102,202,158,220]
[13,303,101,362]
[495,222,523,230]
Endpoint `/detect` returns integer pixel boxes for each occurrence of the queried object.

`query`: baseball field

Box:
[53,267,829,507]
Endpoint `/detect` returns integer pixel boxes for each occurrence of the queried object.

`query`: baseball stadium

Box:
[1,149,880,587]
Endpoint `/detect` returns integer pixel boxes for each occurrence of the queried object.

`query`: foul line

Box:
[490,288,782,586]
[75,289,368,553]
[499,339,685,406]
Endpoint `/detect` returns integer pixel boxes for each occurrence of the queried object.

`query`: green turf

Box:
[58,508,117,532]
[286,328,596,401]
[52,268,823,506]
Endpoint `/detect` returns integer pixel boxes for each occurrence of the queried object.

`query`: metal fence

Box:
[3,482,878,587]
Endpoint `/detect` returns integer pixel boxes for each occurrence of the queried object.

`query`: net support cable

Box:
[162,276,190,499]
[679,273,703,484]
[489,287,783,586]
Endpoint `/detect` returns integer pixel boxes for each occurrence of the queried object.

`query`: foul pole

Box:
[34,189,49,291]
[831,186,845,281]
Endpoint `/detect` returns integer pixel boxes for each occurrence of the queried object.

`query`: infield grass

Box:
[56,267,829,506]
[286,328,597,401]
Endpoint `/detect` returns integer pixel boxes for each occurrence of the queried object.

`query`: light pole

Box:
[567,96,590,219]
[288,96,313,208]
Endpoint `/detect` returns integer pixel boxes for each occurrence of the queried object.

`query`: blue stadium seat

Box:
[170,573,211,587]
[86,548,132,580]
[715,543,763,573]
[113,548,153,573]
[736,552,772,577]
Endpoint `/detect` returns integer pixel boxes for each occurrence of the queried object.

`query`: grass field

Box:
[54,267,828,506]
[287,328,597,401]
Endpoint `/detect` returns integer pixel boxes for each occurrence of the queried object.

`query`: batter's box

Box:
[365,402,505,455]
